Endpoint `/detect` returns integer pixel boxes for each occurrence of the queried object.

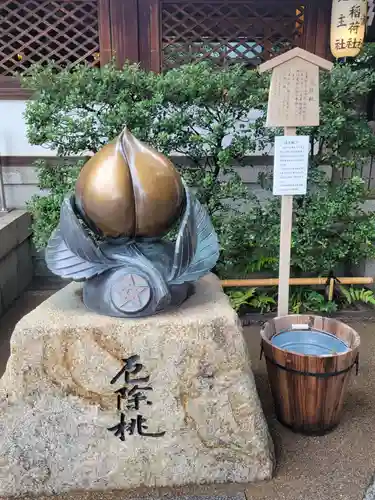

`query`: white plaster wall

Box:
[0,102,272,156]
[0,100,275,209]
[0,100,56,156]
[0,101,337,209]
[0,101,51,208]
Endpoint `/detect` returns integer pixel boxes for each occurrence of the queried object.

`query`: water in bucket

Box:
[271,328,349,356]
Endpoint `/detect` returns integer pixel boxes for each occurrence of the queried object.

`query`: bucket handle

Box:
[260,343,359,377]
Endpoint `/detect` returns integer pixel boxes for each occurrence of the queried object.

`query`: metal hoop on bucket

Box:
[259,344,359,378]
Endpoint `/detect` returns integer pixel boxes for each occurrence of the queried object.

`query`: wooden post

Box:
[278,194,293,315]
[138,0,161,72]
[98,0,112,65]
[259,48,333,317]
[328,277,335,302]
[108,0,140,67]
[278,126,296,316]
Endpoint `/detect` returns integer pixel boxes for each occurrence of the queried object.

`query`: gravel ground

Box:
[364,478,375,500]
[244,320,375,500]
[1,289,375,500]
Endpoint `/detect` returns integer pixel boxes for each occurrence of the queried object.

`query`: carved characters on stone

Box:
[45,127,219,318]
[107,355,165,441]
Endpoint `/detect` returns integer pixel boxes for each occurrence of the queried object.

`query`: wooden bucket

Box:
[260,315,360,434]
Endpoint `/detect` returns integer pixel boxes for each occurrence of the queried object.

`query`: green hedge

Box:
[24,47,375,279]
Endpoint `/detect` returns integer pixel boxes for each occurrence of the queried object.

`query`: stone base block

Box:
[0,210,33,315]
[0,274,274,496]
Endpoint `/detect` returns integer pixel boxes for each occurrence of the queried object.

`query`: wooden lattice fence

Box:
[0,0,100,76]
[0,0,331,98]
[161,0,305,68]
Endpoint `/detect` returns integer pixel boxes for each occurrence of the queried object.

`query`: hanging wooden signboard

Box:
[260,48,333,128]
[265,58,320,127]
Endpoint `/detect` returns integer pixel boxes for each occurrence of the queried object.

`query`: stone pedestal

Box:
[0,274,274,496]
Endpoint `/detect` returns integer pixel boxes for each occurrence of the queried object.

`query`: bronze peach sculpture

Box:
[45,127,219,318]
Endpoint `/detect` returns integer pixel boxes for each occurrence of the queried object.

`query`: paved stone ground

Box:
[1,287,375,499]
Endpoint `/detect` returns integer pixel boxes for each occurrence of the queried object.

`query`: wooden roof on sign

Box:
[259,47,333,73]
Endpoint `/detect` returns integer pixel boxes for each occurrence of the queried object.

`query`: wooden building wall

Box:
[0,0,332,99]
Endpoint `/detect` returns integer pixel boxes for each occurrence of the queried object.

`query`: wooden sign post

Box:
[259,48,333,317]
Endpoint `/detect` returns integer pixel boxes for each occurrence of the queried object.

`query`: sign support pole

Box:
[277,127,295,316]
[0,161,9,214]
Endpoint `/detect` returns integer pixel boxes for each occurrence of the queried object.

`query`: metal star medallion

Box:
[110,273,151,313]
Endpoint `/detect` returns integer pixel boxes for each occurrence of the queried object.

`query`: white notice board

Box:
[273,136,310,196]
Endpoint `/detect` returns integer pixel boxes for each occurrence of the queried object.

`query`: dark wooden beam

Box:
[109,0,139,66]
[0,77,33,100]
[366,15,375,42]
[139,0,161,72]
[0,154,274,168]
[0,156,86,167]
[315,1,332,59]
[98,0,113,65]
[303,0,331,59]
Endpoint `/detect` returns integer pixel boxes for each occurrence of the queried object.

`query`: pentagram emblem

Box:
[110,273,151,313]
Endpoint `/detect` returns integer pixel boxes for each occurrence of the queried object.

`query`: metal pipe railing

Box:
[0,156,9,213]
